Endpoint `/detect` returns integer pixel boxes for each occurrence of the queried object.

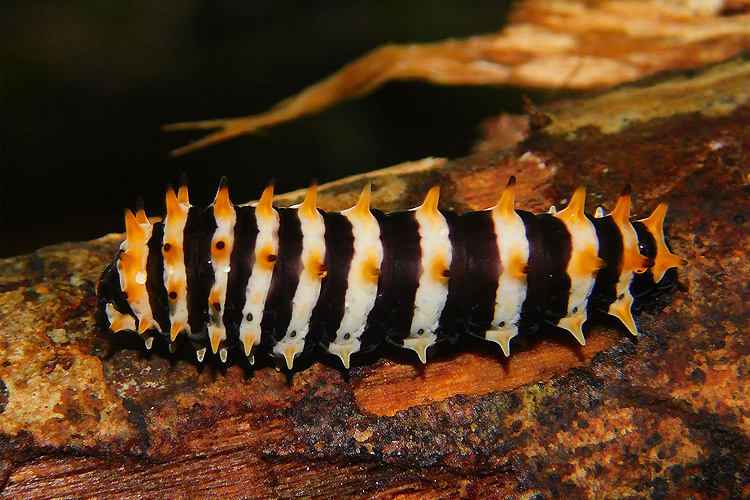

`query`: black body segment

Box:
[312,212,355,348]
[588,214,624,314]
[518,211,572,332]
[370,210,422,342]
[265,208,304,343]
[440,210,500,341]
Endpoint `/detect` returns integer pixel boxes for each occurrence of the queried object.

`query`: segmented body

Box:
[96,177,686,369]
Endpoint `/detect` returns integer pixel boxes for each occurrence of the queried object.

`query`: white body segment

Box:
[239,206,280,357]
[554,206,600,343]
[486,207,529,354]
[608,211,641,335]
[118,220,156,331]
[162,195,191,336]
[207,200,237,352]
[327,203,383,367]
[403,196,452,362]
[273,206,327,367]
[562,218,599,313]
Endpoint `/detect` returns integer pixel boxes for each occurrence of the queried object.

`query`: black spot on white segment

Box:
[97,177,687,369]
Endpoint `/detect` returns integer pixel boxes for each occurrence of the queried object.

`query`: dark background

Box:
[2,1,528,257]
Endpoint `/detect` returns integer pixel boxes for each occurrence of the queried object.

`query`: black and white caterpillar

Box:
[97,177,687,369]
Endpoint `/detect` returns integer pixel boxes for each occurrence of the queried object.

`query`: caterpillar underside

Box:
[96,177,687,369]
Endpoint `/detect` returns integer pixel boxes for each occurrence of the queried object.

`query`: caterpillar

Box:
[96,176,687,370]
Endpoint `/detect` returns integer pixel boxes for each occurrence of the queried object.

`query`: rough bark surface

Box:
[2,54,750,500]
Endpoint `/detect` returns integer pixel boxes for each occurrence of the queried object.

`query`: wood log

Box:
[2,52,750,500]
